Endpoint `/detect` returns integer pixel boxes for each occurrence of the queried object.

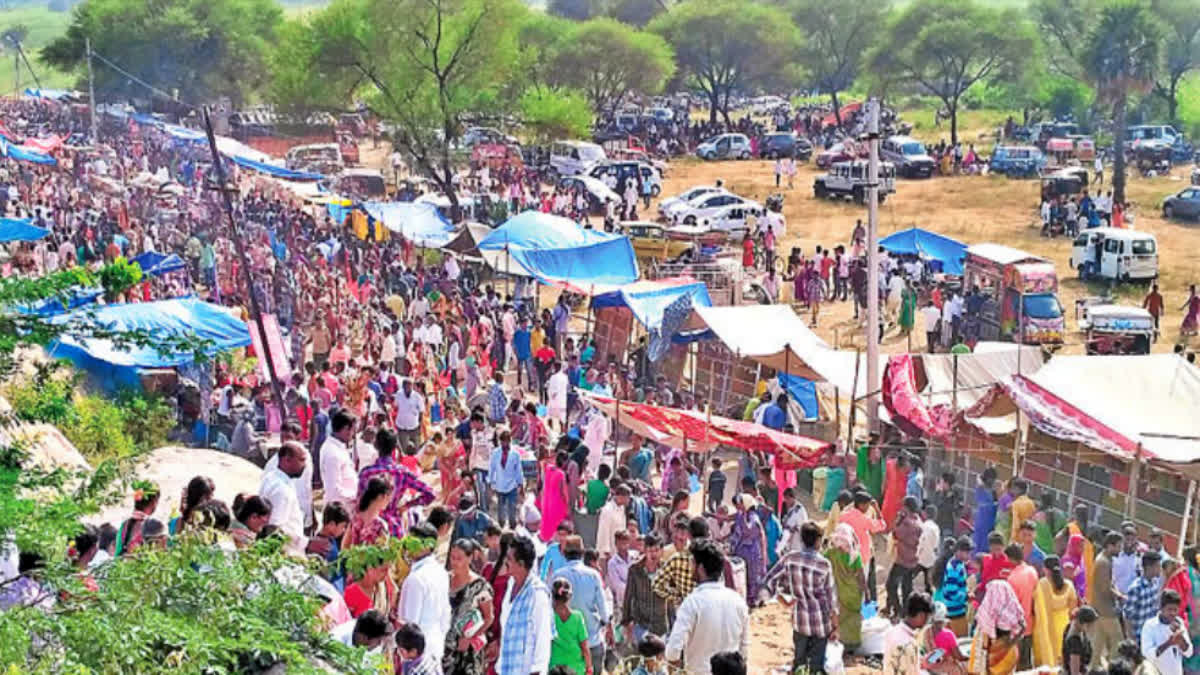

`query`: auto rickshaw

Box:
[1040,167,1088,201]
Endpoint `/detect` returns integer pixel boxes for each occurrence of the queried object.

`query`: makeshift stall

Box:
[476,211,639,288]
[879,227,967,276]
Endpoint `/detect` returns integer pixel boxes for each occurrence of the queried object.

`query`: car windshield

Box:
[1129,127,1161,140]
[578,146,604,161]
[1131,239,1156,255]
[1023,293,1063,319]
[901,142,926,155]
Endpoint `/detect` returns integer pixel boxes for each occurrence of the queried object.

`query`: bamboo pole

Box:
[1127,444,1143,520]
[1180,480,1196,558]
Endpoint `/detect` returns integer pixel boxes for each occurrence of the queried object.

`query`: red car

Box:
[815,141,861,169]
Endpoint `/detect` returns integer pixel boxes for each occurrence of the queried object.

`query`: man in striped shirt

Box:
[763,521,837,675]
[941,537,973,637]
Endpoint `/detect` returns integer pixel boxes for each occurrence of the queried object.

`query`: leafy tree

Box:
[1030,0,1102,79]
[41,0,282,105]
[271,0,529,220]
[515,12,574,92]
[520,88,594,141]
[788,0,890,126]
[1149,0,1200,123]
[1083,0,1162,205]
[547,18,675,116]
[608,0,666,27]
[867,0,1037,145]
[548,0,598,20]
[648,0,799,124]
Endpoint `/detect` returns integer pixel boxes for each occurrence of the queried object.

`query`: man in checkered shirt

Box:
[763,521,838,675]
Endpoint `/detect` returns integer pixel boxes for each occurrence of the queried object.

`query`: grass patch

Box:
[0,6,75,94]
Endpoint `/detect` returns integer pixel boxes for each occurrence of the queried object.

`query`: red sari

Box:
[1167,566,1193,628]
[880,457,909,527]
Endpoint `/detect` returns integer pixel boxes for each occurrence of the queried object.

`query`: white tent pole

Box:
[1180,479,1196,558]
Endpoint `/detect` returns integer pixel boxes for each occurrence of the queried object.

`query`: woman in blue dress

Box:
[972,467,998,554]
[730,493,768,605]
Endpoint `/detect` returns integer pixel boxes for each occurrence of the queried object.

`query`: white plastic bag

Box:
[825,639,846,675]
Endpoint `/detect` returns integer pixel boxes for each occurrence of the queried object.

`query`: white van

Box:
[550,140,607,177]
[1070,227,1158,282]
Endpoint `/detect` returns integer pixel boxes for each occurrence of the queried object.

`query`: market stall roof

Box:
[966,243,1048,266]
[477,210,638,287]
[47,297,251,369]
[591,278,712,331]
[361,201,456,247]
[441,222,494,257]
[998,354,1200,463]
[130,251,187,277]
[879,227,968,275]
[581,392,832,469]
[0,217,50,242]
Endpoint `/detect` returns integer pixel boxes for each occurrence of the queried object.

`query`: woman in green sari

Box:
[826,523,867,651]
[898,281,918,336]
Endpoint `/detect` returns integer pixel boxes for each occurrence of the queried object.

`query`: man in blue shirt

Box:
[450,494,495,546]
[487,430,524,528]
[553,535,612,670]
[761,392,788,430]
[513,318,533,387]
[620,435,654,484]
[1123,552,1163,641]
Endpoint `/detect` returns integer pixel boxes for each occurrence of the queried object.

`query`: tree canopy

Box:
[788,0,890,126]
[547,17,675,116]
[867,0,1037,145]
[1149,0,1200,123]
[42,0,282,105]
[648,0,800,124]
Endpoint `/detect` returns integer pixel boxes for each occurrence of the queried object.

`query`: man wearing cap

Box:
[450,494,494,546]
[553,535,612,670]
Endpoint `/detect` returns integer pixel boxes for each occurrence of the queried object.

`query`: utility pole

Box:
[86,38,98,144]
[200,108,288,420]
[865,98,882,432]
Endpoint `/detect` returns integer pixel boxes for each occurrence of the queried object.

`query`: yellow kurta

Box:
[1032,577,1078,667]
[1010,495,1036,541]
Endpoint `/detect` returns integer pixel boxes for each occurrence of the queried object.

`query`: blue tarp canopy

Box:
[879,227,967,276]
[361,201,455,247]
[477,211,639,287]
[591,279,713,331]
[0,138,55,165]
[228,154,324,181]
[130,251,187,277]
[23,88,70,101]
[47,298,251,390]
[0,217,49,242]
[16,286,103,316]
[779,373,820,421]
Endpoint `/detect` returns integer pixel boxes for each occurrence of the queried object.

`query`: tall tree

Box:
[609,0,666,27]
[271,0,528,219]
[548,18,675,116]
[867,0,1036,145]
[1030,0,1102,79]
[42,0,282,104]
[789,0,890,126]
[1083,0,1162,205]
[1150,0,1200,124]
[648,0,799,125]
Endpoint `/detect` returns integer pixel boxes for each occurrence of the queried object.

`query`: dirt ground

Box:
[651,155,1200,356]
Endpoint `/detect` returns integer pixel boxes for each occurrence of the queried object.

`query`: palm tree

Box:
[1082,0,1162,205]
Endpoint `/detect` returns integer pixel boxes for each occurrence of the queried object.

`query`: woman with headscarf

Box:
[1062,534,1088,602]
[825,522,866,652]
[1032,555,1078,667]
[730,493,768,605]
[1165,555,1193,630]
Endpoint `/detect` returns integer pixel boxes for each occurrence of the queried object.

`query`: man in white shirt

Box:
[1142,589,1192,675]
[380,326,398,366]
[319,409,358,508]
[916,506,941,592]
[921,300,942,354]
[394,379,424,447]
[779,488,810,554]
[408,294,429,321]
[330,610,391,652]
[398,523,453,663]
[264,435,315,531]
[596,485,631,561]
[545,362,569,431]
[259,442,329,557]
[666,540,749,675]
[418,315,443,348]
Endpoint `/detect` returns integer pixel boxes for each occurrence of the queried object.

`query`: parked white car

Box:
[666,191,762,225]
[1069,227,1158,282]
[695,133,752,160]
[657,185,728,219]
[549,140,607,177]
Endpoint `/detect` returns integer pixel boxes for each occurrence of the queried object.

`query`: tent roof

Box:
[879,227,968,275]
[130,251,187,277]
[1007,354,1200,464]
[48,297,252,368]
[966,243,1047,266]
[0,217,50,243]
[441,222,494,256]
[591,278,712,331]
[477,211,638,287]
[361,201,455,247]
[681,304,832,375]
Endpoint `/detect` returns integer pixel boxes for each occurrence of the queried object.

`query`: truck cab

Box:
[1069,228,1158,282]
[964,243,1065,345]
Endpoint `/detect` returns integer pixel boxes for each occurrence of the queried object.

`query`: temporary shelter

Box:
[590,278,712,332]
[476,211,638,287]
[130,251,188,277]
[879,227,968,275]
[360,201,456,247]
[0,217,50,243]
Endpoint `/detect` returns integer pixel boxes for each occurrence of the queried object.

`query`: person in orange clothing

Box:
[1005,543,1040,670]
[839,491,888,605]
[880,452,911,529]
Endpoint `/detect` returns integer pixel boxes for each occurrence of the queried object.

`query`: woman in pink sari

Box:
[1062,534,1088,602]
[1182,284,1200,337]
[539,452,569,542]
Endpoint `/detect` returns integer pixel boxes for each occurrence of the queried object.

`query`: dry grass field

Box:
[652,153,1200,355]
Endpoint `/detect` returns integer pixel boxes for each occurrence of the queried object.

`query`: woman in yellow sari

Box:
[967,577,1023,675]
[1032,556,1079,668]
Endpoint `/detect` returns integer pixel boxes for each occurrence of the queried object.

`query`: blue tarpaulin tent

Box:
[130,251,187,277]
[47,297,251,390]
[778,373,819,420]
[0,217,49,242]
[0,138,55,165]
[591,279,713,331]
[361,201,455,247]
[227,154,324,181]
[16,286,103,316]
[879,227,967,275]
[477,211,639,287]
